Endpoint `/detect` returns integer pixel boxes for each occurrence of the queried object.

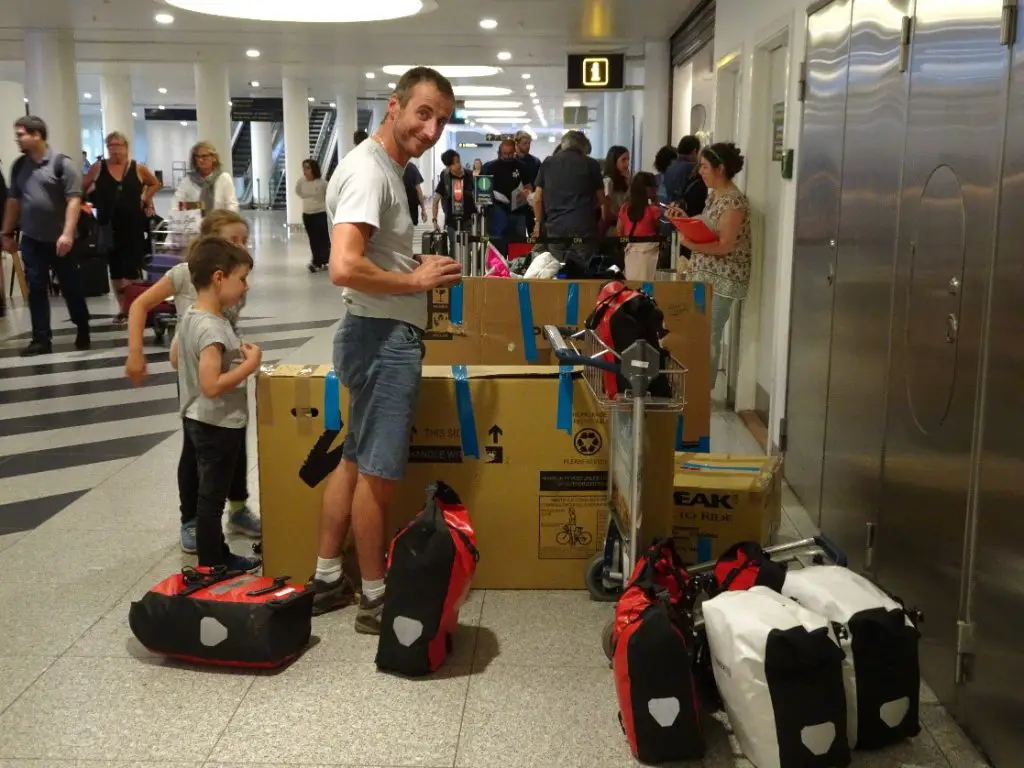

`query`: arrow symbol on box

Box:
[488,424,503,444]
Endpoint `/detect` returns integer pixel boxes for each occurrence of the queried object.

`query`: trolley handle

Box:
[542,325,619,374]
[813,534,848,567]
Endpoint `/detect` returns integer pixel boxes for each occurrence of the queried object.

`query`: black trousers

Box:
[21,236,90,343]
[179,419,248,524]
[303,211,331,267]
[181,418,246,566]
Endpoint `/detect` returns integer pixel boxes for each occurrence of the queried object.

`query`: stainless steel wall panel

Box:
[785,0,853,524]
[961,7,1024,764]
[877,0,1009,706]
[819,0,912,573]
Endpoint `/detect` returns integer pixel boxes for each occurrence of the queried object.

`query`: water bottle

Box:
[324,367,341,431]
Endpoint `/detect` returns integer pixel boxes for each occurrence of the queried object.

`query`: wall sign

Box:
[566,53,625,91]
[475,175,494,207]
[230,97,284,122]
[772,101,786,162]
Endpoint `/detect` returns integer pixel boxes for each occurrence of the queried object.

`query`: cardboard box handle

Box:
[291,407,320,419]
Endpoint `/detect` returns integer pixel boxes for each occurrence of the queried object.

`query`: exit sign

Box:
[566,53,625,91]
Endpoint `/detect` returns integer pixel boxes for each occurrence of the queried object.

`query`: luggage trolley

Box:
[542,325,688,602]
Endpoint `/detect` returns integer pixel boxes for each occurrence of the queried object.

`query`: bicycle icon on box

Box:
[555,508,593,547]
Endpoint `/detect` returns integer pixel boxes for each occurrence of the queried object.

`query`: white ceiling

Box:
[0,0,698,123]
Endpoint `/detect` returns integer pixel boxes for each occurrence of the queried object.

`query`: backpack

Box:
[585,280,673,399]
[128,566,315,669]
[375,482,479,676]
[710,541,788,595]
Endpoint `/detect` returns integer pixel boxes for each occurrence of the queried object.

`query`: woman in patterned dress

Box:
[671,142,752,388]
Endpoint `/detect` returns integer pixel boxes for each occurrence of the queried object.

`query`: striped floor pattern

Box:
[0,316,337,535]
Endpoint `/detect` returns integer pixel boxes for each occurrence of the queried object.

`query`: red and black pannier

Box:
[613,538,704,763]
[375,482,479,677]
[128,567,314,669]
[711,541,787,595]
[585,280,673,399]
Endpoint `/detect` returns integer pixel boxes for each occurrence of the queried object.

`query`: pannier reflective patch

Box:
[199,617,228,647]
[393,616,425,647]
[880,697,910,727]
[801,722,837,756]
[648,697,681,728]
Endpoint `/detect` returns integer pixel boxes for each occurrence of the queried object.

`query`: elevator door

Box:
[785,0,852,524]
[877,0,1009,705]
[819,0,912,572]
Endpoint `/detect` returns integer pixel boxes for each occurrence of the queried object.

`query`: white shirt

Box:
[325,139,426,330]
[173,172,239,213]
[295,177,328,215]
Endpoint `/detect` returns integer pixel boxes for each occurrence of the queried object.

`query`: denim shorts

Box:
[334,314,424,481]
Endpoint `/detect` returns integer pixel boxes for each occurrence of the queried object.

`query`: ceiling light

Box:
[463,100,521,109]
[564,100,582,108]
[23,97,28,103]
[453,85,512,97]
[246,49,260,58]
[330,102,336,107]
[526,84,534,91]
[479,18,497,29]
[497,51,512,61]
[462,109,527,118]
[131,111,138,117]
[158,105,166,110]
[365,72,375,79]
[307,96,315,102]
[180,121,188,126]
[548,135,556,143]
[164,0,427,22]
[382,65,501,78]
[521,73,531,80]
[387,82,397,89]
[158,87,168,94]
[83,92,92,99]
[249,80,260,87]
[228,100,233,106]
[477,117,528,125]
[154,12,175,24]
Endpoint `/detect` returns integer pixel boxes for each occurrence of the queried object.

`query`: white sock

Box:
[362,578,385,602]
[315,556,342,584]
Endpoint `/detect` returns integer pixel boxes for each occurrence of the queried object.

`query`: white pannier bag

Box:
[782,566,921,750]
[703,586,851,768]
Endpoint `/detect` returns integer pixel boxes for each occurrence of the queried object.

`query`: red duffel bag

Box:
[128,567,314,669]
[375,481,479,676]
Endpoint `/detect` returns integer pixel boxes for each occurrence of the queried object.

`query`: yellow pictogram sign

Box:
[581,57,610,88]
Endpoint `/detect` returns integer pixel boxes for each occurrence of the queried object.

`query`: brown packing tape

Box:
[292,366,319,438]
[256,372,275,428]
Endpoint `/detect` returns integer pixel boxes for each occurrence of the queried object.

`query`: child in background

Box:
[617,171,664,281]
[177,235,261,570]
[125,210,261,554]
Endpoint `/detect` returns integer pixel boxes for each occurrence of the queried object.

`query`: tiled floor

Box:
[0,209,991,767]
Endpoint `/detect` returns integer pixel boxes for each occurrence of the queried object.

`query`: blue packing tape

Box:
[565,283,580,326]
[449,282,464,325]
[697,435,711,453]
[452,365,479,459]
[324,369,342,431]
[693,283,706,314]
[641,281,654,298]
[675,415,685,451]
[557,365,575,434]
[697,536,713,563]
[517,281,538,362]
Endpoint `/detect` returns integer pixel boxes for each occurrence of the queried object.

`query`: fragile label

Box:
[538,493,605,560]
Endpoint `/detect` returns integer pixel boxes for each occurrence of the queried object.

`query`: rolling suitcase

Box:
[420,229,449,256]
[121,282,177,344]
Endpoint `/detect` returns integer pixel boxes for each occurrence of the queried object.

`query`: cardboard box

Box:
[423,278,712,451]
[256,364,678,589]
[669,453,784,563]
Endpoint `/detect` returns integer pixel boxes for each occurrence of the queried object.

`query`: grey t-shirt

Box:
[325,139,426,330]
[168,262,241,328]
[8,150,83,243]
[535,150,603,237]
[177,307,248,429]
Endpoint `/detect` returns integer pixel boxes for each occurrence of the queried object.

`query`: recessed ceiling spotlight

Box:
[462,110,527,118]
[387,82,397,89]
[83,92,92,99]
[307,96,315,102]
[463,100,522,109]
[526,84,534,91]
[453,85,513,97]
[180,121,188,126]
[163,0,425,23]
[131,111,138,117]
[365,72,375,79]
[497,51,512,61]
[246,48,260,58]
[521,73,531,80]
[249,80,260,87]
[382,65,500,78]
[229,100,233,106]
[330,102,337,107]
[23,97,28,103]
[158,87,168,94]
[158,105,166,110]
[479,18,498,29]
[548,135,556,143]
[154,12,174,24]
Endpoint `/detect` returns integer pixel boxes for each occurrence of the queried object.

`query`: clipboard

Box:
[669,216,718,245]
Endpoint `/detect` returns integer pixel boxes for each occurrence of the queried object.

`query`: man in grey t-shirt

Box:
[315,67,463,633]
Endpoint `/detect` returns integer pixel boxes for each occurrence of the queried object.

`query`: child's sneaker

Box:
[180,523,197,554]
[227,505,261,538]
[225,552,261,572]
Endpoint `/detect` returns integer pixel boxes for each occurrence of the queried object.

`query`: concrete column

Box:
[194,60,232,174]
[99,72,134,150]
[0,81,26,174]
[23,29,81,158]
[334,85,358,165]
[642,40,671,170]
[250,121,274,209]
[282,75,310,226]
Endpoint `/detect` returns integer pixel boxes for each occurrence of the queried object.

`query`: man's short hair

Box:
[187,235,254,289]
[440,149,459,167]
[677,135,701,156]
[393,66,455,108]
[15,115,47,140]
[560,130,591,155]
[353,129,369,145]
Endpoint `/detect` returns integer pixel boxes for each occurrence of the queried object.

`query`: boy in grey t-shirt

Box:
[176,235,262,570]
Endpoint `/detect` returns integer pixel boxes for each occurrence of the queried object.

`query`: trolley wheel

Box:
[602,618,615,661]
[154,327,165,344]
[585,552,622,602]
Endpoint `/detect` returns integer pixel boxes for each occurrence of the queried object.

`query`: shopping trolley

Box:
[542,325,689,603]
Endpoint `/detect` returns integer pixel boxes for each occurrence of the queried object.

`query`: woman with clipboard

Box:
[664,142,752,389]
